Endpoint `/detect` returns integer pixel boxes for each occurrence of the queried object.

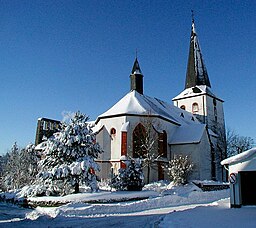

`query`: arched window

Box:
[180,105,186,110]
[192,103,199,113]
[110,128,116,136]
[158,131,167,158]
[133,123,146,158]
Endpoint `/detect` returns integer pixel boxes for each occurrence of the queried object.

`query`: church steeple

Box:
[173,16,226,181]
[130,58,143,94]
[185,16,211,89]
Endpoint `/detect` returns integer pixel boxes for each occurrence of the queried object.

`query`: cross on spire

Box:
[191,10,195,23]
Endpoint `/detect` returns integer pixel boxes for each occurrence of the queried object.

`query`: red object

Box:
[121,132,127,168]
[90,168,95,174]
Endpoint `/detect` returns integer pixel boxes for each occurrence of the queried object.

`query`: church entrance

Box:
[240,171,256,205]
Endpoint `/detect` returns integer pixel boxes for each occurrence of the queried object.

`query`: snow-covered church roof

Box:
[170,124,206,145]
[96,90,200,126]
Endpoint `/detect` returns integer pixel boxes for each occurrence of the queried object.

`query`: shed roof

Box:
[221,147,256,165]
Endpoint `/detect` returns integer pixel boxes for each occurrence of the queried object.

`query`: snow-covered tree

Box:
[165,155,193,186]
[3,142,22,190]
[20,143,39,184]
[2,142,39,191]
[0,154,8,191]
[37,111,103,196]
[111,158,144,191]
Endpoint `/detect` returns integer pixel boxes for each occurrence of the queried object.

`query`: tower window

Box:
[110,128,116,135]
[180,105,186,110]
[192,103,199,113]
[43,121,48,130]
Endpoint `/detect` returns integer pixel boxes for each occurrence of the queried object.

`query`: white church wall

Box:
[205,96,225,135]
[174,94,225,138]
[95,126,112,179]
[170,130,212,180]
[101,117,127,175]
[198,130,212,180]
[171,143,200,179]
[124,115,178,182]
[95,113,214,181]
[125,116,177,159]
[96,126,110,161]
[99,116,126,160]
[174,95,206,118]
[95,117,126,178]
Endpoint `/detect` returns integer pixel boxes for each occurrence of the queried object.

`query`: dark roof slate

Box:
[185,20,211,89]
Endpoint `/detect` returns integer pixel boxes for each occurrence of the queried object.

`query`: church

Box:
[92,18,226,183]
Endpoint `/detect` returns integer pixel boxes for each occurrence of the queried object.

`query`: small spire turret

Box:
[130,58,143,94]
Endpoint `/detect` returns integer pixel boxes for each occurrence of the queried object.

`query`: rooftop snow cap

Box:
[185,18,211,89]
[130,58,144,94]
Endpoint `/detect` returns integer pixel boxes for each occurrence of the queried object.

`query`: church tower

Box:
[172,17,226,181]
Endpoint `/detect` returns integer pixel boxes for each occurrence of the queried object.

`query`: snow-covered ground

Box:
[1,182,256,227]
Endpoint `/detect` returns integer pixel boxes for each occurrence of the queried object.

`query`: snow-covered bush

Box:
[165,155,193,186]
[36,111,103,196]
[111,158,144,191]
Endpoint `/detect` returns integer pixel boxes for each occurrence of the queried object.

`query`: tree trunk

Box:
[74,182,79,193]
[147,166,150,184]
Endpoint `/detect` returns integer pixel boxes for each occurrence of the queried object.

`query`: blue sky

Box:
[1,0,256,154]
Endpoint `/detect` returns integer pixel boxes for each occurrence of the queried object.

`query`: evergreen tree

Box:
[37,111,103,195]
[0,154,8,191]
[111,158,144,191]
[2,142,39,191]
[3,142,21,190]
[3,143,25,190]
[20,143,39,185]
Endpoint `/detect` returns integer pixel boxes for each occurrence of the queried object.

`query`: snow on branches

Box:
[1,142,39,191]
[165,155,193,186]
[111,158,144,191]
[37,111,103,196]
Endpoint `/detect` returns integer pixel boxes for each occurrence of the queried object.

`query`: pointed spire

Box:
[185,15,211,89]
[130,57,144,94]
[131,57,142,75]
